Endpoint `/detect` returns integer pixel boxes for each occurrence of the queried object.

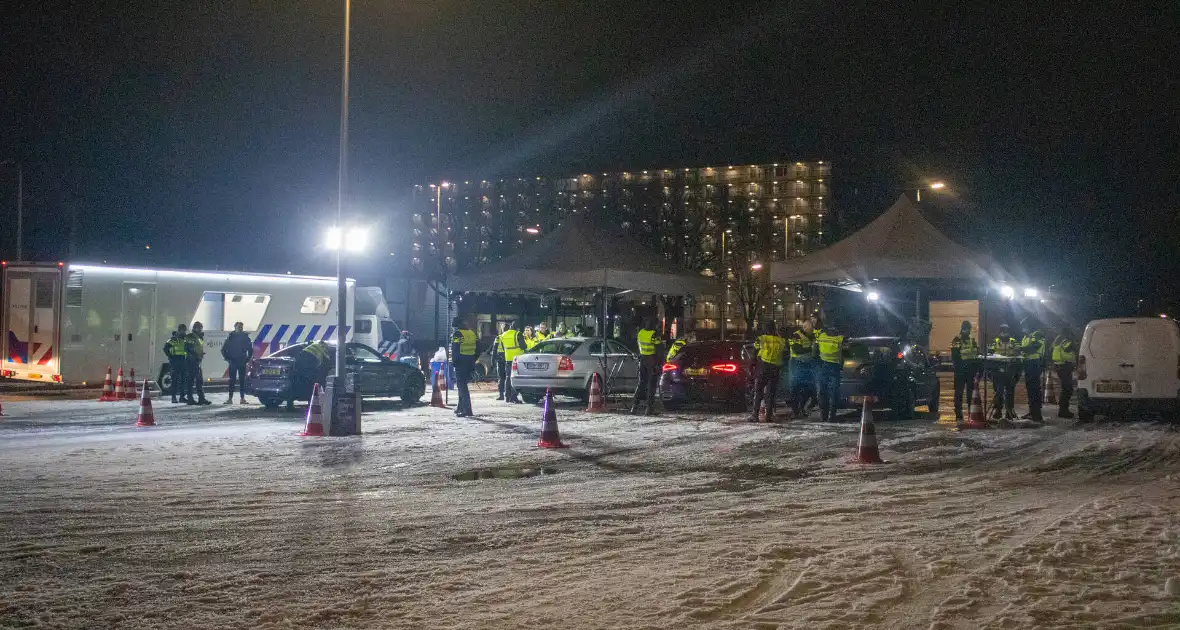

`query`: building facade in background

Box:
[410,161,833,333]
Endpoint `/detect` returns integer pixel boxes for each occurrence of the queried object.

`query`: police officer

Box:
[666,331,695,362]
[522,325,537,350]
[294,340,330,411]
[789,316,818,418]
[814,320,845,423]
[950,320,981,421]
[451,316,479,417]
[1051,328,1078,418]
[630,317,662,415]
[185,322,212,405]
[750,321,787,423]
[1020,318,1047,422]
[990,324,1020,420]
[221,321,253,404]
[535,321,551,342]
[164,324,189,404]
[491,322,507,400]
[497,321,524,403]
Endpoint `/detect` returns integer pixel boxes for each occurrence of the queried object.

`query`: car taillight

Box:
[1078,355,1086,380]
[512,359,518,371]
[558,356,574,371]
[711,363,738,373]
[662,362,678,372]
[897,351,904,359]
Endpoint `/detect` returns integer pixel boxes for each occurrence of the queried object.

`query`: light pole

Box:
[334,0,352,382]
[720,229,731,340]
[430,182,451,347]
[1,160,22,261]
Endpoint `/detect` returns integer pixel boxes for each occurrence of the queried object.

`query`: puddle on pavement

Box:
[453,467,560,481]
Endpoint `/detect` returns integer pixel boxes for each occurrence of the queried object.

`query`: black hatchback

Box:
[247,342,426,409]
[839,337,940,420]
[658,341,752,411]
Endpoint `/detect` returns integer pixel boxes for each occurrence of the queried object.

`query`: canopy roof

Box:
[448,213,716,295]
[770,194,998,285]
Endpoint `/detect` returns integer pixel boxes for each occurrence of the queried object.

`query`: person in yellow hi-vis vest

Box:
[750,321,787,423]
[630,316,663,415]
[814,321,846,423]
[451,315,479,417]
[498,321,524,404]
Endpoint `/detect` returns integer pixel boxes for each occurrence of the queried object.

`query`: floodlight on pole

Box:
[929,181,946,190]
[1023,287,1039,298]
[867,291,881,302]
[1000,285,1016,300]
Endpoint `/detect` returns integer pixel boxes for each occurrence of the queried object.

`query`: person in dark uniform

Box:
[950,320,980,421]
[1051,329,1078,418]
[222,321,253,404]
[814,319,845,423]
[750,321,787,422]
[164,324,189,404]
[990,324,1020,420]
[788,316,818,418]
[184,322,212,405]
[492,321,507,400]
[630,316,662,415]
[292,340,330,411]
[497,321,524,404]
[451,316,479,417]
[1020,318,1047,422]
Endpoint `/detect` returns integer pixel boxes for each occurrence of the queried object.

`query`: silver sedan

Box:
[510,337,639,403]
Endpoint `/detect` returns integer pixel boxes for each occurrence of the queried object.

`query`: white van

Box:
[1077,317,1180,420]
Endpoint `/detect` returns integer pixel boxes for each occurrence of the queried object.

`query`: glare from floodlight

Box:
[1023,287,1039,298]
[1000,285,1015,299]
[867,291,881,302]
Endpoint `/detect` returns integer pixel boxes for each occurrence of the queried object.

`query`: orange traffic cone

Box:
[98,366,118,401]
[585,372,606,412]
[758,399,769,423]
[124,368,138,400]
[852,396,884,464]
[962,380,988,429]
[537,388,568,448]
[429,370,449,409]
[298,383,326,436]
[135,380,156,427]
[113,368,127,401]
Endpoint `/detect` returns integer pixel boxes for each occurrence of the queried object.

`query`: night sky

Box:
[2,1,1178,309]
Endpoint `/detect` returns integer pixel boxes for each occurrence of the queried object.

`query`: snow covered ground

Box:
[2,389,1179,629]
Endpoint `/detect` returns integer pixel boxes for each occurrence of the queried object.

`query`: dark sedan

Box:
[659,341,753,411]
[247,342,426,409]
[837,337,940,420]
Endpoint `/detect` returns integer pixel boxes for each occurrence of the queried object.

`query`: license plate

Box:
[1096,380,1132,394]
[684,367,707,376]
[525,362,548,370]
[262,368,283,376]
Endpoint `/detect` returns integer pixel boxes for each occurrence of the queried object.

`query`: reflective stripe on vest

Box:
[499,330,523,361]
[456,329,477,356]
[1052,340,1077,363]
[991,337,1019,357]
[1022,332,1044,360]
[304,343,329,365]
[757,335,786,366]
[789,330,814,358]
[815,331,844,364]
[666,339,686,362]
[167,338,187,357]
[951,334,979,358]
[637,329,658,356]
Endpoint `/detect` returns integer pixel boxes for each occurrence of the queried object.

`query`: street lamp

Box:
[0,160,22,261]
[750,262,763,271]
[915,180,948,202]
[866,290,881,302]
[333,0,352,387]
[720,228,732,340]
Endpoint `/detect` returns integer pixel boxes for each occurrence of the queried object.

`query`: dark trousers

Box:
[1024,363,1044,420]
[752,362,781,420]
[454,362,474,415]
[186,362,206,401]
[631,355,658,413]
[502,356,519,402]
[953,363,979,417]
[227,361,247,398]
[991,368,1017,417]
[1056,362,1075,414]
[789,358,816,415]
[169,357,188,402]
[817,360,842,422]
[495,354,507,399]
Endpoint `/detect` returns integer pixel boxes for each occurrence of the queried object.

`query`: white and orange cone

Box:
[135,380,156,427]
[429,370,449,409]
[537,388,568,449]
[585,372,606,412]
[962,379,988,430]
[112,368,127,401]
[124,368,138,400]
[1044,368,1058,405]
[98,366,117,401]
[298,383,326,437]
[852,397,885,464]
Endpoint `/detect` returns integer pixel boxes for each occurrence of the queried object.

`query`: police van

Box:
[0,262,399,393]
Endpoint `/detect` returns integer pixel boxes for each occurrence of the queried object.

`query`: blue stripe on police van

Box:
[290,325,306,344]
[272,324,290,343]
[322,325,336,340]
[255,324,273,343]
[305,325,321,342]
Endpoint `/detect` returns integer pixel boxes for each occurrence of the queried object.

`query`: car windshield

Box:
[530,339,583,355]
[846,341,898,362]
[267,344,309,358]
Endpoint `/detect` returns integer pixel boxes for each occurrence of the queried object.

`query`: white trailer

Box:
[928,299,981,363]
[1,262,398,392]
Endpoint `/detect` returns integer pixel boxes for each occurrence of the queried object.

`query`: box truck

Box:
[1,262,398,393]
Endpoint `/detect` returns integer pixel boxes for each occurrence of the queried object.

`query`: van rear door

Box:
[1085,319,1180,398]
[1,264,64,382]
